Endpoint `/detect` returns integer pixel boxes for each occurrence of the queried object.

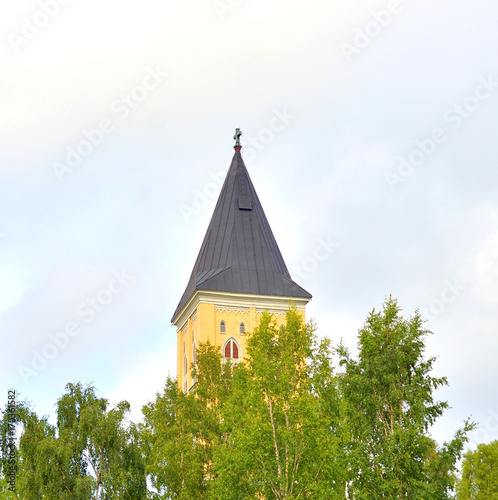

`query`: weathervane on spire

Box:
[233,128,242,151]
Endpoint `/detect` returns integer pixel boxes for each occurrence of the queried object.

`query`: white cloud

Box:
[0,265,30,312]
[1,0,498,454]
[474,230,498,305]
[106,345,177,424]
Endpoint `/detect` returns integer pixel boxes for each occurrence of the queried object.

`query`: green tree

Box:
[0,400,35,499]
[337,296,473,499]
[213,309,345,499]
[1,383,146,499]
[141,342,232,499]
[141,377,208,499]
[456,440,498,499]
[1,298,475,499]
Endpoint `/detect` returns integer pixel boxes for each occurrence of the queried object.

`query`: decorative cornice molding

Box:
[215,307,249,316]
[256,310,286,318]
[172,289,310,328]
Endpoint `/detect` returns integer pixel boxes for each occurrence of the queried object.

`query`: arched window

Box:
[223,338,240,361]
[220,321,226,334]
[239,322,245,335]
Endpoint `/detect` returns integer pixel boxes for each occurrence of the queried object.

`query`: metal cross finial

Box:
[233,128,242,147]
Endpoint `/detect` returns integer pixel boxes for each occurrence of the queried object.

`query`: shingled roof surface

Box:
[172,150,311,322]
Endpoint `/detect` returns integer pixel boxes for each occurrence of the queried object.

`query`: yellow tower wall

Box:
[174,290,309,392]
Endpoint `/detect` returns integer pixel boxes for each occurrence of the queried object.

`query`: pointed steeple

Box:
[171,136,311,323]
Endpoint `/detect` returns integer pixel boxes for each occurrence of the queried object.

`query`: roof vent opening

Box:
[238,197,252,210]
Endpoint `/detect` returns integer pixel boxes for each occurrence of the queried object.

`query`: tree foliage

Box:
[212,309,345,499]
[141,342,232,499]
[1,298,477,499]
[0,383,146,499]
[456,440,498,499]
[337,296,474,499]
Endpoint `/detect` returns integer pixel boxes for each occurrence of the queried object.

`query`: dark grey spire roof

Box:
[171,150,311,322]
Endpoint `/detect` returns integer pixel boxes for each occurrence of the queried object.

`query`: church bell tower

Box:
[171,129,312,392]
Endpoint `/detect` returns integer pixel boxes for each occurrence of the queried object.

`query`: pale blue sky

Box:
[1,0,498,448]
